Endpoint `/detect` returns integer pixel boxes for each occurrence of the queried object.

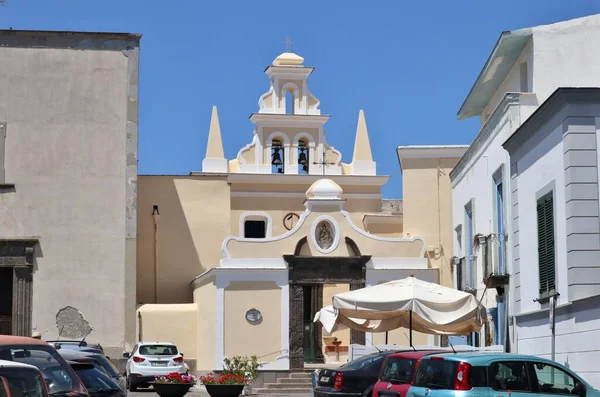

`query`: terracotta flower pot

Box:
[332,340,342,346]
[152,382,193,397]
[204,384,245,397]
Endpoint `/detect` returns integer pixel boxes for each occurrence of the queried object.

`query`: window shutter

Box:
[537,193,555,296]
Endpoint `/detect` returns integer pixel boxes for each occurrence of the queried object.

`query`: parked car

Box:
[314,350,404,397]
[123,342,186,391]
[47,341,104,355]
[373,350,446,397]
[58,350,126,391]
[0,359,49,397]
[407,352,599,397]
[67,362,125,397]
[0,335,89,397]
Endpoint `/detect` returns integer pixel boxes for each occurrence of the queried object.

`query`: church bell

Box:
[271,150,282,165]
[298,151,307,165]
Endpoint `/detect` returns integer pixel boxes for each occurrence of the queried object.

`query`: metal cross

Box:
[313,146,336,176]
[283,35,294,53]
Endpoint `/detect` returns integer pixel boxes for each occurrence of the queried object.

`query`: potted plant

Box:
[200,355,259,397]
[152,372,196,397]
[331,337,342,346]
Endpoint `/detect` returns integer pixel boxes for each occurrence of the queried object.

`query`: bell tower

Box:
[212,40,377,176]
[238,43,342,175]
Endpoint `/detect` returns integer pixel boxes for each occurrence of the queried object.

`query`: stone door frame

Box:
[284,253,370,370]
[0,239,37,336]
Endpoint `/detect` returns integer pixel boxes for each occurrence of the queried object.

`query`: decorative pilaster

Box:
[289,284,304,370]
[12,266,32,336]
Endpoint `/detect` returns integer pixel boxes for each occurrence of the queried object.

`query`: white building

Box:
[450,13,600,360]
[502,87,600,387]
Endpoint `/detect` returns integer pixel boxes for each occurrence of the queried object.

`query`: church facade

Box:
[136,50,466,372]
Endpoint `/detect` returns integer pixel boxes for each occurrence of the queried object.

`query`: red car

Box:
[373,350,445,397]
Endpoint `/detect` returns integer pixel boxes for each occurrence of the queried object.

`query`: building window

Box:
[271,138,284,174]
[464,202,474,289]
[537,191,556,297]
[298,139,309,174]
[494,177,506,274]
[244,220,266,238]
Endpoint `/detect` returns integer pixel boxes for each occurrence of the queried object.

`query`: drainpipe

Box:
[152,205,160,304]
[137,311,142,342]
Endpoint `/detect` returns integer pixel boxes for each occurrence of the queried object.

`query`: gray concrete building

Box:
[0,30,140,359]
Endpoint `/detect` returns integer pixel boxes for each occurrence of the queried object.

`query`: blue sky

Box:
[2,1,600,198]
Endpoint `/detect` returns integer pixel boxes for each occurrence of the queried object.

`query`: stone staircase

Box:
[254,371,313,395]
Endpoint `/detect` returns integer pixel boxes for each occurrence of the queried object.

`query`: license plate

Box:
[151,361,168,367]
[320,376,329,383]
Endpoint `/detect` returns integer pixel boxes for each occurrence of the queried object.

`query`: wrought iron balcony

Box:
[456,256,477,295]
[482,233,510,288]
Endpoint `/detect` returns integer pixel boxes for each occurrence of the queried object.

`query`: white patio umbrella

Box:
[330,275,487,345]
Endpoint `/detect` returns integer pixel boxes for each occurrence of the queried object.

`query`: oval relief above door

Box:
[315,220,335,250]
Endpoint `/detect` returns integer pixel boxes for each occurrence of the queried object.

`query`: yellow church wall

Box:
[223,281,281,360]
[137,175,231,304]
[365,222,403,237]
[402,157,461,289]
[193,277,216,371]
[224,209,423,259]
[137,304,197,359]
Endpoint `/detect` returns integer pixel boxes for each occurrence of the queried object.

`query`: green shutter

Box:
[537,193,556,296]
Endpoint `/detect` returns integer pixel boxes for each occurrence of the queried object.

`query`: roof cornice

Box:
[249,113,330,126]
[457,28,532,120]
[223,173,390,186]
[450,93,522,183]
[503,87,600,152]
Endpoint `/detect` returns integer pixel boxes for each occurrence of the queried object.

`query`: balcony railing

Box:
[482,233,510,288]
[457,256,477,295]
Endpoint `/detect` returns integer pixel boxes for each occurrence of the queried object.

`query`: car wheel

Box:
[127,377,137,392]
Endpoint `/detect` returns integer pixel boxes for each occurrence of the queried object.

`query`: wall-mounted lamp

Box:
[478,234,487,245]
[452,256,460,266]
[152,205,160,224]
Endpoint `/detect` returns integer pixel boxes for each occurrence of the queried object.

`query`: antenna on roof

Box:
[366,337,381,353]
[447,338,457,354]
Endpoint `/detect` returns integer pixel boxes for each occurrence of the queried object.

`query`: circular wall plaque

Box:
[245,308,262,323]
[283,212,300,230]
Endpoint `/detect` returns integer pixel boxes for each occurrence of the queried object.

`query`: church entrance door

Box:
[0,240,36,336]
[285,248,371,370]
[302,285,323,363]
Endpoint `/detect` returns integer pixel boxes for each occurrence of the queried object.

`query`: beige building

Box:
[137,51,467,373]
[0,30,140,361]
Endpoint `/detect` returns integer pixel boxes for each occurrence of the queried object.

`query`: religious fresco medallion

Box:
[316,220,334,250]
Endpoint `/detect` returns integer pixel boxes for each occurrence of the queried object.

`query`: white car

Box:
[123,342,186,391]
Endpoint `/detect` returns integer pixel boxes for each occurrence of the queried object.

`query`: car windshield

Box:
[73,368,119,393]
[88,357,119,378]
[380,357,416,384]
[138,345,177,356]
[340,353,382,370]
[0,345,87,396]
[0,367,46,397]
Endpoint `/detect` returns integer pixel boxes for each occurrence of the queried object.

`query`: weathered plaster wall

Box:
[137,175,230,304]
[0,31,140,356]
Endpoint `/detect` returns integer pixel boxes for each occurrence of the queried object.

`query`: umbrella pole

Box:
[409,310,413,347]
[385,332,388,344]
